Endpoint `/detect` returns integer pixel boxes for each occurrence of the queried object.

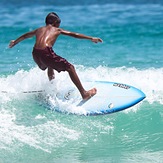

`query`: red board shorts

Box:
[32,46,72,72]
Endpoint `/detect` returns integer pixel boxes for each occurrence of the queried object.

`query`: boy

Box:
[9,12,103,100]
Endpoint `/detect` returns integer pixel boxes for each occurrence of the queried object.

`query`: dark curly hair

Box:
[45,12,61,25]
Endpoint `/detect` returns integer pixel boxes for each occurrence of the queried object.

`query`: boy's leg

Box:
[47,67,55,81]
[67,65,96,99]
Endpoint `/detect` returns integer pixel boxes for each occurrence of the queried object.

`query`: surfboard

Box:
[49,81,146,116]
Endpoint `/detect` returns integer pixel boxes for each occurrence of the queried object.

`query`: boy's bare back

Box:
[34,25,61,49]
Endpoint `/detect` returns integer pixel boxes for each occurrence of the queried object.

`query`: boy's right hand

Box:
[9,40,15,48]
[91,37,103,43]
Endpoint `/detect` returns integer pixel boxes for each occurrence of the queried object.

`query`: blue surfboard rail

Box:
[79,81,146,116]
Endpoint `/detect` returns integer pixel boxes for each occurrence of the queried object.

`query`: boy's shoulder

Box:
[36,26,51,32]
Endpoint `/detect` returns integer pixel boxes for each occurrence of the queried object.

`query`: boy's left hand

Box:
[9,40,15,48]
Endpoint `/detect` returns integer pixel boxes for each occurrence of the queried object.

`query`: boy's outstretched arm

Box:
[60,29,103,43]
[9,30,36,48]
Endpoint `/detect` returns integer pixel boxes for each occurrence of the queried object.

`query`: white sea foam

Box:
[0,108,80,153]
[1,66,163,115]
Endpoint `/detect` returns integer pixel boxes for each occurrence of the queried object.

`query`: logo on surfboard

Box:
[113,83,130,90]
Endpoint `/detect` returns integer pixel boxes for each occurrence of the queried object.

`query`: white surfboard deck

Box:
[51,81,146,116]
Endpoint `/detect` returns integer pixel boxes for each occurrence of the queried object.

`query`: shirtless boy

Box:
[9,12,103,100]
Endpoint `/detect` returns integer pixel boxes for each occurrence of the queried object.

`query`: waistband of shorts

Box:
[33,46,53,51]
[33,46,54,54]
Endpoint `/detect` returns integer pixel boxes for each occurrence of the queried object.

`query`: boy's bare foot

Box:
[82,88,97,100]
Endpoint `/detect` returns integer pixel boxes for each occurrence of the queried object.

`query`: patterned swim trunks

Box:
[32,46,72,72]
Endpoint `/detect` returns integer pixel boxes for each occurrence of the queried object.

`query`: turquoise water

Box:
[0,1,163,163]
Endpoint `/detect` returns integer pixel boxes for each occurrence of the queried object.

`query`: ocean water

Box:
[0,0,163,163]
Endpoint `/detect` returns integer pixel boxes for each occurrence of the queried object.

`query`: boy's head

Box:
[45,12,61,26]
